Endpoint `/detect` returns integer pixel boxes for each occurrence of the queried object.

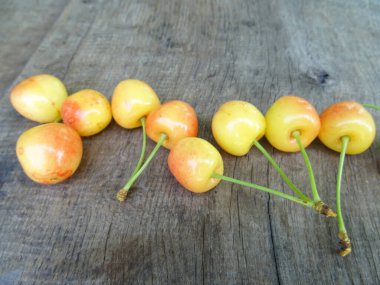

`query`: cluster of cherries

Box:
[10,74,379,257]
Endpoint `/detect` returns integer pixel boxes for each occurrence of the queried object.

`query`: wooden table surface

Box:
[1,0,380,284]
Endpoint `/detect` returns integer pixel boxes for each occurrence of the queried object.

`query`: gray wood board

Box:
[1,0,380,284]
[0,0,69,98]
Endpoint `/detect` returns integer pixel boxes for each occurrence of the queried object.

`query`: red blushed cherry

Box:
[168,137,223,193]
[61,89,112,136]
[16,123,83,184]
[146,100,198,149]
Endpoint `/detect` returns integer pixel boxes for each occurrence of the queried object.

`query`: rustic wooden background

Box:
[1,0,380,284]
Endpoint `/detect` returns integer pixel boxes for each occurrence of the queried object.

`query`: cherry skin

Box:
[319,101,376,155]
[61,89,112,136]
[10,74,68,123]
[168,137,223,193]
[16,123,83,184]
[212,100,266,156]
[265,95,320,152]
[111,79,160,129]
[146,100,198,149]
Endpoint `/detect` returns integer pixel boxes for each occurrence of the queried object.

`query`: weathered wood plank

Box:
[0,0,380,284]
[0,0,69,98]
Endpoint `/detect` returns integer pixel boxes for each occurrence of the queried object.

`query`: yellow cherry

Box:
[111,79,160,129]
[265,95,320,152]
[10,74,68,123]
[61,89,112,136]
[212,100,266,156]
[319,101,376,154]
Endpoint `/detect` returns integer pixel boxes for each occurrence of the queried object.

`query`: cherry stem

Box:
[336,136,351,256]
[253,140,312,203]
[362,103,380,111]
[116,133,167,201]
[211,173,315,208]
[130,117,147,178]
[292,131,321,202]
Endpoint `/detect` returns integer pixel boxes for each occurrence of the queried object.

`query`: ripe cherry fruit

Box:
[319,101,376,256]
[112,79,160,129]
[61,89,112,136]
[16,123,83,184]
[265,95,321,152]
[212,100,266,156]
[10,74,68,123]
[146,100,198,149]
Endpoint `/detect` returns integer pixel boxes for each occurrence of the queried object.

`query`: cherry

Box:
[16,123,82,184]
[10,74,68,123]
[61,89,112,136]
[112,79,160,129]
[265,96,320,152]
[212,100,266,156]
[146,100,198,149]
[319,101,376,155]
[319,101,376,256]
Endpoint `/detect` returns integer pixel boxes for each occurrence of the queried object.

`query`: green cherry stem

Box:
[362,103,380,111]
[131,117,147,178]
[292,131,320,202]
[292,131,336,217]
[336,136,351,256]
[116,117,147,201]
[117,133,167,201]
[253,140,312,203]
[211,173,315,208]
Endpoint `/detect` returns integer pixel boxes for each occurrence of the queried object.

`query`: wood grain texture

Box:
[0,0,69,98]
[1,0,380,284]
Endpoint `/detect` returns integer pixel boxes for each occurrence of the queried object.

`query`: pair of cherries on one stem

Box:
[111,79,198,201]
